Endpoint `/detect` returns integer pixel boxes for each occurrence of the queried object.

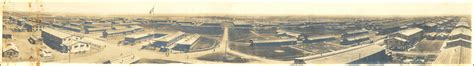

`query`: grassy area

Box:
[135,58,189,64]
[197,52,252,63]
[229,43,307,61]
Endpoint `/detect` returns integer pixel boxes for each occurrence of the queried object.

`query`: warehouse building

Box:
[392,28,424,42]
[41,28,83,53]
[24,22,44,32]
[302,35,337,43]
[151,31,186,51]
[173,34,201,52]
[249,38,297,46]
[341,29,370,45]
[386,28,424,51]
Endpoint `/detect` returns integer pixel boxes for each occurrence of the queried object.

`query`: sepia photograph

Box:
[1,0,472,66]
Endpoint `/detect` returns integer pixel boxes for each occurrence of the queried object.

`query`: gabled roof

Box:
[155,31,185,42]
[306,35,336,40]
[398,28,423,36]
[345,29,368,34]
[42,28,72,39]
[449,28,471,36]
[393,37,408,42]
[3,42,19,52]
[175,34,200,45]
[455,22,470,28]
[446,38,471,43]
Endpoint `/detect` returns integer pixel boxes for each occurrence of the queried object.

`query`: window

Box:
[74,46,78,48]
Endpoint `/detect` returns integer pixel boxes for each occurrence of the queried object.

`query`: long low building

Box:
[449,27,471,40]
[123,32,166,44]
[455,22,470,29]
[173,34,201,52]
[250,38,297,46]
[341,29,370,45]
[24,22,44,32]
[276,29,302,38]
[102,26,144,38]
[433,46,471,64]
[84,27,109,34]
[42,28,87,53]
[63,25,83,32]
[446,38,471,48]
[151,31,186,50]
[232,21,254,29]
[341,34,370,45]
[386,27,424,51]
[303,35,337,43]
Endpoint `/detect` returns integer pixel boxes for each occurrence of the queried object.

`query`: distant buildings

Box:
[2,43,19,58]
[84,27,109,34]
[386,28,424,51]
[341,29,370,45]
[420,23,438,32]
[276,29,302,38]
[232,21,254,29]
[250,38,297,46]
[102,25,144,38]
[123,32,166,45]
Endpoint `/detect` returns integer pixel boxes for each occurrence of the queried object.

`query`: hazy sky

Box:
[3,0,472,16]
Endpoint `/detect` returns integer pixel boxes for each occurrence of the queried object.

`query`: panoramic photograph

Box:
[1,0,472,65]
